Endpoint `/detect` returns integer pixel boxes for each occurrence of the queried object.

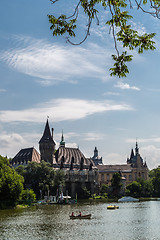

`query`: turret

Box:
[135,141,139,155]
[39,119,56,164]
[130,148,134,160]
[91,146,103,165]
[60,131,65,147]
[94,147,98,158]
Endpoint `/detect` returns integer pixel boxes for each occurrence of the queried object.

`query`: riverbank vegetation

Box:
[90,169,160,200]
[0,155,64,209]
[2,154,160,208]
[15,160,64,198]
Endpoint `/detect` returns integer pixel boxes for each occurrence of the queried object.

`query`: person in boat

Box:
[71,212,74,217]
[78,211,82,217]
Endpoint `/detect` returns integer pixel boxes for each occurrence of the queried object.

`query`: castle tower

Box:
[39,119,56,164]
[94,147,98,158]
[135,141,139,155]
[91,147,103,166]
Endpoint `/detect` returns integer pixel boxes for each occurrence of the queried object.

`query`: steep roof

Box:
[39,119,55,145]
[55,146,95,169]
[11,147,40,164]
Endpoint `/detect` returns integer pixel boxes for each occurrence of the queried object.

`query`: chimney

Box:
[51,128,54,139]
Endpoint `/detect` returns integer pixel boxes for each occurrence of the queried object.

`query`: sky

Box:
[1,0,160,169]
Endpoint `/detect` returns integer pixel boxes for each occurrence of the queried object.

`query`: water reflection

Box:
[1,201,160,240]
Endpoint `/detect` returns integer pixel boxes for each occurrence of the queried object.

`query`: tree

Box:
[24,161,55,197]
[16,161,65,198]
[48,0,158,78]
[0,155,24,207]
[54,169,65,190]
[77,186,91,199]
[137,178,153,197]
[126,181,141,197]
[149,167,160,197]
[111,172,122,196]
[100,183,109,194]
[20,189,36,202]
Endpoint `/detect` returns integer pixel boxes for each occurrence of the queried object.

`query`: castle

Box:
[92,142,148,187]
[11,119,148,196]
[11,119,98,198]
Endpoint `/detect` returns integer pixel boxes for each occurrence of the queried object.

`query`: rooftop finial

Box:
[135,140,139,155]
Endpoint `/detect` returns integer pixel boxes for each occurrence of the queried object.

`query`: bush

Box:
[20,189,36,202]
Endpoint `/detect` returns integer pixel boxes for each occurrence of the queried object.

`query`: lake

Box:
[0,200,160,240]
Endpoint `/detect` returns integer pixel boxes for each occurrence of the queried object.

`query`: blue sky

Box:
[1,0,160,169]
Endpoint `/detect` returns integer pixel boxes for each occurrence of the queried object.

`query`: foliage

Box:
[54,169,65,189]
[90,193,108,199]
[137,178,153,197]
[0,155,24,207]
[48,0,158,77]
[111,172,122,189]
[15,165,27,177]
[77,186,91,199]
[100,183,109,194]
[15,161,65,198]
[149,167,160,197]
[125,178,153,197]
[126,181,142,197]
[110,172,123,197]
[20,189,36,202]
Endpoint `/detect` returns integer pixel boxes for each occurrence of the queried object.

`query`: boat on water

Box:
[107,205,119,210]
[70,214,91,219]
[118,196,139,202]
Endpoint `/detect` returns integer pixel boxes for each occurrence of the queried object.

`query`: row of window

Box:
[100,172,145,182]
[11,160,28,165]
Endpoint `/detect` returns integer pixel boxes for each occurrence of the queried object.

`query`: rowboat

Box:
[107,205,119,210]
[70,214,91,219]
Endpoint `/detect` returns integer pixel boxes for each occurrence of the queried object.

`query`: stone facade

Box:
[11,119,149,197]
[53,144,98,198]
[97,142,148,188]
[38,120,99,198]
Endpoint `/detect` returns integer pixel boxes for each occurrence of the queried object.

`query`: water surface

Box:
[0,201,160,240]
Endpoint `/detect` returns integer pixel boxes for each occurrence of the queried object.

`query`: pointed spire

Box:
[135,141,139,155]
[144,161,148,168]
[127,156,130,164]
[94,147,98,158]
[39,119,55,144]
[130,148,134,160]
[60,130,65,147]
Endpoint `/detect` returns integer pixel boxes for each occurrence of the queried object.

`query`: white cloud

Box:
[0,88,6,93]
[0,131,40,158]
[127,137,160,144]
[103,92,120,96]
[65,142,78,148]
[115,81,140,91]
[103,152,126,165]
[0,98,133,123]
[141,145,160,169]
[83,132,105,141]
[0,36,112,85]
[131,21,146,36]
